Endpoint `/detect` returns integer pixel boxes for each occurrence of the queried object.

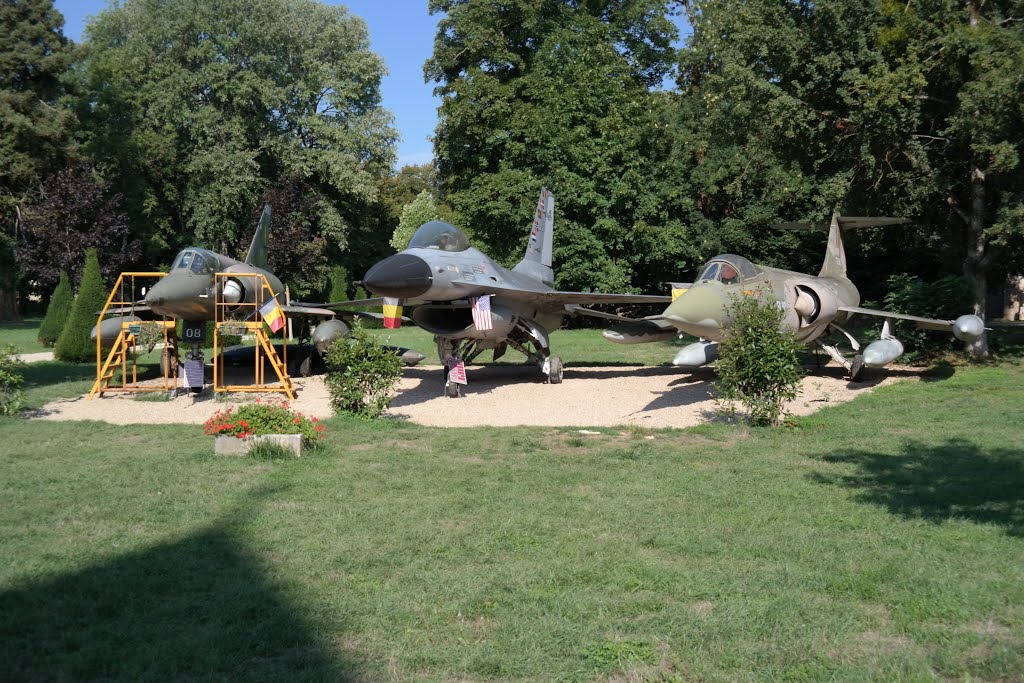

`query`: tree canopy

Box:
[75,0,397,262]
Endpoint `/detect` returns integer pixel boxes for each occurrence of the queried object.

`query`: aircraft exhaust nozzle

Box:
[862,338,904,368]
[672,340,719,368]
[953,314,984,342]
[222,278,244,304]
[362,253,433,299]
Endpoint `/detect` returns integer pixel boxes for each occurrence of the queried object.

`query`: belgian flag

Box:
[383,297,402,329]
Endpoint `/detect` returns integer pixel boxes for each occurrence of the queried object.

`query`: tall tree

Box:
[16,163,138,294]
[76,0,397,266]
[55,248,106,363]
[426,0,682,292]
[0,0,75,318]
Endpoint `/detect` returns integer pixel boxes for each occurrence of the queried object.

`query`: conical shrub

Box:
[55,249,108,363]
[38,271,73,347]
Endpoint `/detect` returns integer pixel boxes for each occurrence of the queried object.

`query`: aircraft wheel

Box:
[849,354,865,382]
[288,348,314,377]
[547,356,563,384]
[445,380,461,398]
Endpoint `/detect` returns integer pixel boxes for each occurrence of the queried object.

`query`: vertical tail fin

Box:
[244,204,271,268]
[819,210,846,279]
[513,188,555,285]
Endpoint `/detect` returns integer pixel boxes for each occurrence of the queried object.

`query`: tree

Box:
[378,163,437,226]
[55,248,106,363]
[76,0,396,265]
[391,190,442,251]
[38,270,72,347]
[16,162,139,294]
[0,0,75,318]
[328,265,351,303]
[425,0,682,292]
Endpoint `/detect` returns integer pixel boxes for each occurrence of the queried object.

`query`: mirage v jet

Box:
[94,206,424,373]
[335,188,669,396]
[603,212,985,380]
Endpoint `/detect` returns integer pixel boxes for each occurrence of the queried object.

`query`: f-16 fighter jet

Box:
[327,188,670,396]
[603,212,985,380]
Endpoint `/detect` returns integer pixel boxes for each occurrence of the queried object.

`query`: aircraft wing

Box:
[452,282,670,306]
[565,305,648,323]
[302,298,387,309]
[838,305,963,332]
[281,304,337,319]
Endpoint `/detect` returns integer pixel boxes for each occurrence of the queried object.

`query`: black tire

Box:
[445,380,460,398]
[849,354,865,382]
[547,356,563,384]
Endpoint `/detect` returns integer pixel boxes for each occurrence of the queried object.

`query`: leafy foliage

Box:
[37,271,72,347]
[881,273,975,356]
[75,0,396,261]
[328,265,351,303]
[0,0,74,232]
[203,396,326,444]
[325,322,401,418]
[54,248,106,363]
[426,0,683,292]
[0,344,25,415]
[16,163,139,294]
[391,190,441,251]
[715,292,804,426]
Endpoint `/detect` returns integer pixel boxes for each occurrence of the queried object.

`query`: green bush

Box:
[0,345,25,415]
[55,249,108,363]
[328,265,350,302]
[203,396,326,444]
[881,273,974,357]
[325,322,402,418]
[714,291,804,426]
[38,271,73,347]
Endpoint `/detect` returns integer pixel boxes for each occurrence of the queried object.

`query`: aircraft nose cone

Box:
[362,253,433,299]
[662,286,724,330]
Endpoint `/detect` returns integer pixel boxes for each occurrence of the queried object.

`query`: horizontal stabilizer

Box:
[774,217,908,231]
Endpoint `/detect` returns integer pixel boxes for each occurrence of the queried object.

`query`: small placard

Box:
[128,324,142,335]
[183,360,204,389]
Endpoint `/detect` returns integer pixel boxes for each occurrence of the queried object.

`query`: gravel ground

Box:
[32,362,912,428]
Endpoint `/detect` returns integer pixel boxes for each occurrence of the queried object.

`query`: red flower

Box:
[311,417,318,423]
[293,417,300,424]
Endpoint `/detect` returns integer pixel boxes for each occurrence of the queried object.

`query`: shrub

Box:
[881,273,974,357]
[55,249,107,363]
[203,396,326,443]
[714,290,804,426]
[328,265,350,302]
[38,272,73,347]
[325,322,402,418]
[0,345,25,415]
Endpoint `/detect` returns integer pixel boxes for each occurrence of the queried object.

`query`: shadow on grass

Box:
[21,360,98,387]
[0,493,364,681]
[811,438,1024,537]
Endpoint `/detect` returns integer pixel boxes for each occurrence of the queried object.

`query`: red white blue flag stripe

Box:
[471,295,492,331]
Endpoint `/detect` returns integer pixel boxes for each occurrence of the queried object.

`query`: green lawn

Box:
[1,339,1022,680]
[0,318,47,354]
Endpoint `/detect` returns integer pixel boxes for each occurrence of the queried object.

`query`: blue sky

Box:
[53,0,442,168]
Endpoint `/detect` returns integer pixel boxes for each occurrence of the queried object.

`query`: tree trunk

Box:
[963,164,989,357]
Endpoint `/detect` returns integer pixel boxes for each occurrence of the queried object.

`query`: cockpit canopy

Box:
[173,248,219,276]
[696,254,760,285]
[408,220,470,252]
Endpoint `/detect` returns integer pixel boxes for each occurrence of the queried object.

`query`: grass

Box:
[1,355,1023,680]
[0,318,47,354]
[368,325,684,366]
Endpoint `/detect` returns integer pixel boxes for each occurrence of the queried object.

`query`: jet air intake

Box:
[362,254,433,299]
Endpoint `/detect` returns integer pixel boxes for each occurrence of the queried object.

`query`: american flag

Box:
[471,295,492,331]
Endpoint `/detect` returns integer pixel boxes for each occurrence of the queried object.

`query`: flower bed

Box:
[204,397,326,455]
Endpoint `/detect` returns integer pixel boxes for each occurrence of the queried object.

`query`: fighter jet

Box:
[602,212,985,380]
[327,188,670,396]
[93,205,424,375]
